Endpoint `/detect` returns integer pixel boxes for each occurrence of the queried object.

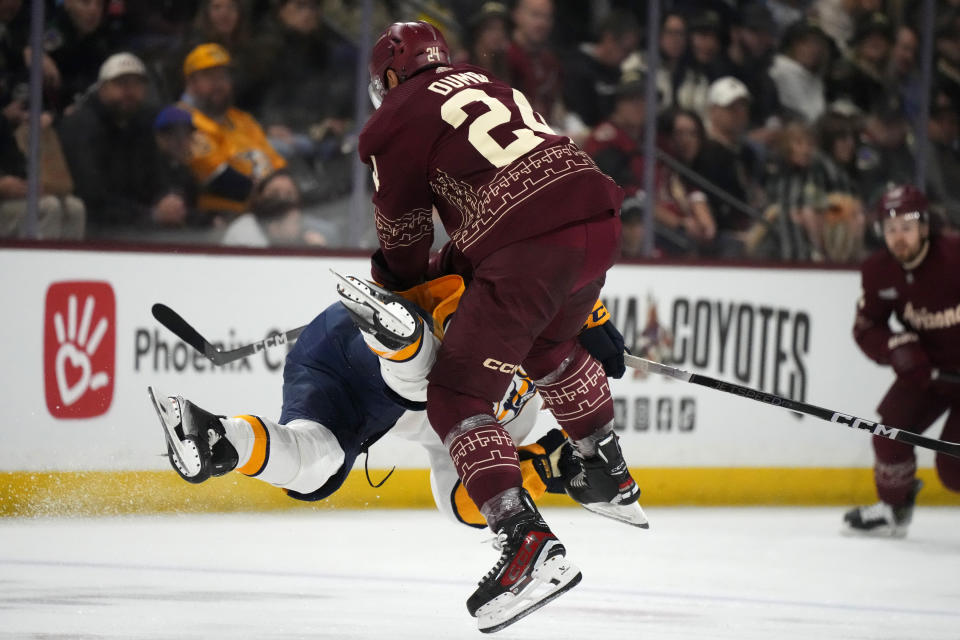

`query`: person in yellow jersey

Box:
[178,43,286,222]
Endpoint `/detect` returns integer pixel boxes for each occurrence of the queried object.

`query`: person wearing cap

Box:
[45,0,118,111]
[561,9,640,129]
[696,76,762,249]
[924,91,960,229]
[178,43,286,220]
[673,8,730,116]
[464,2,511,79]
[154,105,200,223]
[827,12,894,114]
[856,95,914,207]
[843,184,960,538]
[59,52,189,236]
[583,70,647,195]
[727,3,782,132]
[769,18,831,123]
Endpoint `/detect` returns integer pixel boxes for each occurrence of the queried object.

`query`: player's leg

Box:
[148,387,346,494]
[517,217,646,527]
[933,396,960,494]
[843,379,948,537]
[425,244,591,632]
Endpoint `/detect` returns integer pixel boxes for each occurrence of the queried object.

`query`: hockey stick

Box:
[623,354,960,459]
[151,303,306,366]
[933,369,960,385]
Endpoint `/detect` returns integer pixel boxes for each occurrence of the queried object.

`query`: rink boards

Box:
[1,245,956,516]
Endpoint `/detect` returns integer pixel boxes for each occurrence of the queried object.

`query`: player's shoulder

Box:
[932,234,960,264]
[859,248,897,283]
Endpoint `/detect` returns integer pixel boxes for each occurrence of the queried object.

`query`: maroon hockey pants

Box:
[427,214,621,509]
[873,377,960,504]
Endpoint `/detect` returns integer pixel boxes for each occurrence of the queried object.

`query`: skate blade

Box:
[330,269,412,331]
[581,500,650,529]
[147,386,202,477]
[840,524,907,539]
[476,555,582,634]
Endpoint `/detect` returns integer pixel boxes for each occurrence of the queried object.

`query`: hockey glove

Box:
[578,300,626,379]
[517,428,570,496]
[370,248,421,291]
[888,333,933,388]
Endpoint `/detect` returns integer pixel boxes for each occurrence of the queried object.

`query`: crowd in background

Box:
[0,0,958,262]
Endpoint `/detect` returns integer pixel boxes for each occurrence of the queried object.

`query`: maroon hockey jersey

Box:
[854,235,960,369]
[358,63,623,288]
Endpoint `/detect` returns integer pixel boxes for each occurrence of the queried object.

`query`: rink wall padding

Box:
[2,245,958,517]
[2,467,958,517]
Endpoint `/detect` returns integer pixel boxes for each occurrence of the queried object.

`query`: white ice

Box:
[2,507,959,639]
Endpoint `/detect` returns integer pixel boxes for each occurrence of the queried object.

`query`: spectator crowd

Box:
[0,0,958,261]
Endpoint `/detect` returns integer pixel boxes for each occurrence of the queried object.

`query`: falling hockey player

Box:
[149,272,624,524]
[358,21,644,632]
[148,271,633,520]
[843,184,960,537]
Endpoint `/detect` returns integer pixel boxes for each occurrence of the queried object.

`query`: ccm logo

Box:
[483,358,519,374]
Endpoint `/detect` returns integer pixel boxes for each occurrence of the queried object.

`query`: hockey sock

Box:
[534,343,615,441]
[875,457,917,505]
[445,416,523,526]
[480,487,526,531]
[223,416,345,494]
[569,420,615,458]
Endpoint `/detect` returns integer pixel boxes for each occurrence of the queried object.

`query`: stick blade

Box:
[151,303,211,354]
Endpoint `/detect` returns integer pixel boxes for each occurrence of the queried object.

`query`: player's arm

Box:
[365,131,435,290]
[852,267,898,365]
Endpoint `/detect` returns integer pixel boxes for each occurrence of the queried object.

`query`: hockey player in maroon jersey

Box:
[844,184,960,537]
[356,21,644,632]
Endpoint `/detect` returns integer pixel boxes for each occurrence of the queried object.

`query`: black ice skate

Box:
[332,270,431,358]
[561,432,649,528]
[842,480,923,538]
[467,490,581,634]
[148,386,237,484]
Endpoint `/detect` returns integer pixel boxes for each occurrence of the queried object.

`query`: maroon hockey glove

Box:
[888,333,933,388]
[370,249,422,291]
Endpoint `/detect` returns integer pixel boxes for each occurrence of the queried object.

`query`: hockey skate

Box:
[467,490,581,634]
[842,480,923,538]
[332,270,432,359]
[561,432,649,528]
[147,386,237,484]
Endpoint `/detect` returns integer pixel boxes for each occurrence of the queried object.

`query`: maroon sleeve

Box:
[853,259,896,365]
[359,104,436,289]
[427,241,473,282]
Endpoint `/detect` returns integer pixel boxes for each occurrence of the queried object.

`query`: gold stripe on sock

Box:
[235,415,269,476]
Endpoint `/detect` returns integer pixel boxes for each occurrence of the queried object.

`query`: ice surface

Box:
[1,507,958,639]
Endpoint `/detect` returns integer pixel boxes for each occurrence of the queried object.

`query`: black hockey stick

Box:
[151,303,306,366]
[933,369,960,385]
[623,354,960,459]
